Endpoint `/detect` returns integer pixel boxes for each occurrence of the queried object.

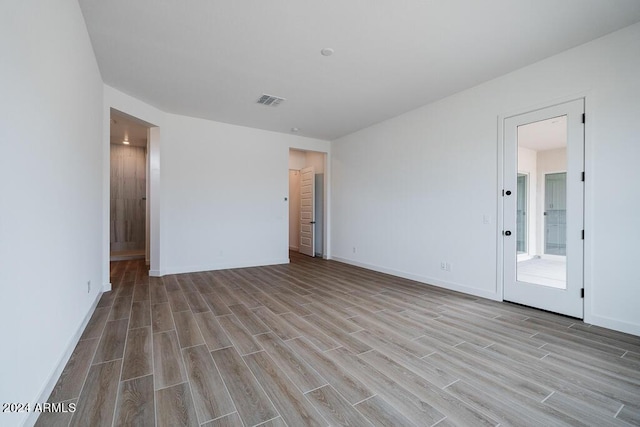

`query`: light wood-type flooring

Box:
[37,253,640,426]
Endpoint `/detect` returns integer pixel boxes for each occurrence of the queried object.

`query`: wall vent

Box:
[257,94,285,107]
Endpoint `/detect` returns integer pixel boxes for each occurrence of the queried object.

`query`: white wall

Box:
[161,115,329,274]
[331,23,640,335]
[103,88,330,276]
[0,1,104,425]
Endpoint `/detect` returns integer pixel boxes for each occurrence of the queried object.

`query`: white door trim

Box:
[500,98,584,318]
[497,93,592,321]
[287,149,331,260]
[103,86,164,285]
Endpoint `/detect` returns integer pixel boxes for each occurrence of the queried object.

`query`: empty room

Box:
[2,0,640,426]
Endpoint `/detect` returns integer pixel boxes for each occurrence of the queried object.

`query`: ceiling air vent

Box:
[257,94,285,107]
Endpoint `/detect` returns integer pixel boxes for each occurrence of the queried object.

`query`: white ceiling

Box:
[79,0,640,141]
[518,116,567,152]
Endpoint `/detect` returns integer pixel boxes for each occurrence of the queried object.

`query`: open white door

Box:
[503,99,584,318]
[299,166,315,257]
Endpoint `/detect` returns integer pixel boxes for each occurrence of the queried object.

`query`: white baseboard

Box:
[25,291,102,427]
[331,256,500,301]
[160,258,290,276]
[102,282,111,292]
[149,270,161,277]
[586,314,640,337]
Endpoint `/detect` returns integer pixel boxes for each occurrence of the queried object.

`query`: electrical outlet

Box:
[440,262,453,271]
[87,280,91,293]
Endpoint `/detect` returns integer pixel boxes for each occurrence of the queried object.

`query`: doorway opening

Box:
[503,99,584,318]
[109,109,152,263]
[289,149,327,258]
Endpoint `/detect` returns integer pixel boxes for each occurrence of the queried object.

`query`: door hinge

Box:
[581,288,584,298]
[581,230,585,240]
[581,171,585,182]
[582,113,585,124]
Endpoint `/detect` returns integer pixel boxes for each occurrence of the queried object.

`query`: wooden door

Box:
[299,166,315,257]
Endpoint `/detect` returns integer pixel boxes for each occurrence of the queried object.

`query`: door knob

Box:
[310,221,316,224]
[504,230,512,236]
[505,190,512,195]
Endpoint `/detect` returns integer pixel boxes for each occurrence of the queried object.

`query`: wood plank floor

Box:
[38,253,640,426]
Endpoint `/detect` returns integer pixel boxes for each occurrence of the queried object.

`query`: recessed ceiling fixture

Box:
[257,94,285,107]
[291,127,300,133]
[123,135,130,145]
[320,48,334,57]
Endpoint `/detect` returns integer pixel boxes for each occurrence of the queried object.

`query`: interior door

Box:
[503,99,584,318]
[299,166,315,257]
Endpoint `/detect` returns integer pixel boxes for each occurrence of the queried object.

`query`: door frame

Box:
[287,148,330,260]
[103,87,164,291]
[105,109,159,277]
[497,94,592,322]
